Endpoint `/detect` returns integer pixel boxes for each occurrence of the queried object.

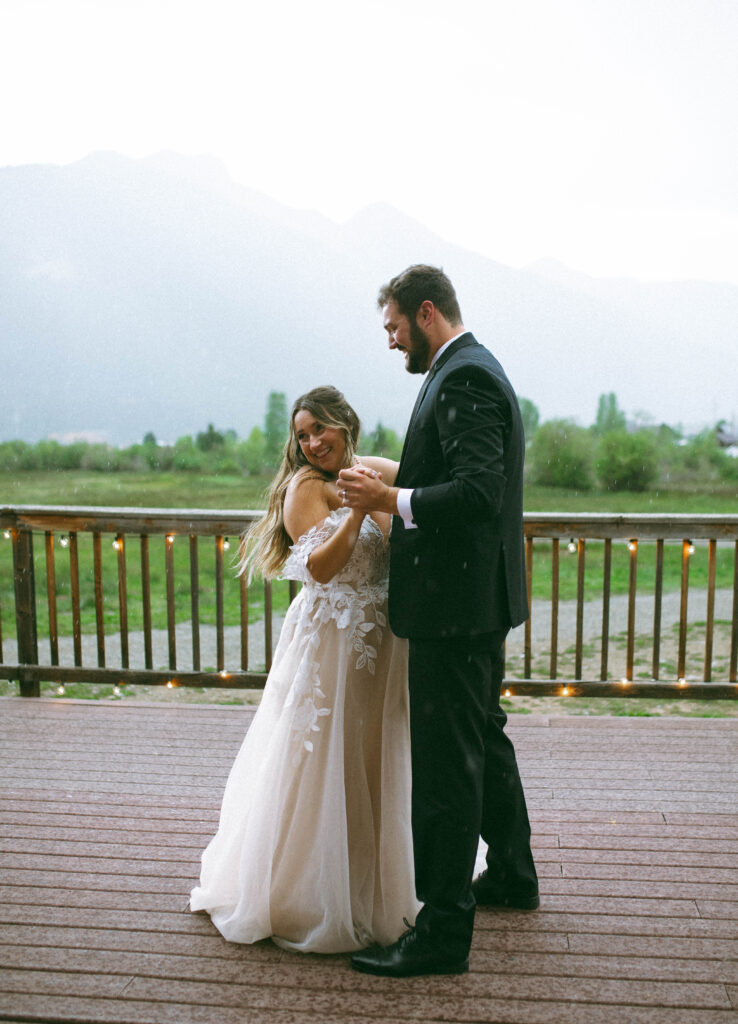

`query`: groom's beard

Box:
[405,321,432,375]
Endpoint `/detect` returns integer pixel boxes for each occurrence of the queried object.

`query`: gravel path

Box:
[3,588,733,673]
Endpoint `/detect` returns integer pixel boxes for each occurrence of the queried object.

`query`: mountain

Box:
[1,151,736,445]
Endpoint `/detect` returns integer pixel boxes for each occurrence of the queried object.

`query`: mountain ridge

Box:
[1,151,735,444]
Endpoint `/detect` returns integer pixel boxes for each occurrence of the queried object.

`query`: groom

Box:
[339,264,538,977]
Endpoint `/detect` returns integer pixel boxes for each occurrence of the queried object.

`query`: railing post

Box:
[12,529,39,697]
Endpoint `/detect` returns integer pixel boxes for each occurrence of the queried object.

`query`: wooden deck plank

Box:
[1,697,737,1024]
[2,993,737,1024]
[0,967,733,1014]
[3,942,737,986]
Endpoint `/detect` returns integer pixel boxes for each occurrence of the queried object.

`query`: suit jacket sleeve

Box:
[409,364,511,527]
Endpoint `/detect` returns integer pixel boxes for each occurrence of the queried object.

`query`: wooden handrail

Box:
[1,505,737,698]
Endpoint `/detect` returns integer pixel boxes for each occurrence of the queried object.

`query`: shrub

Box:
[595,431,659,491]
[528,420,594,489]
[518,398,540,441]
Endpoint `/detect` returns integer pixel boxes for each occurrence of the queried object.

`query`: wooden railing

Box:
[1,505,737,698]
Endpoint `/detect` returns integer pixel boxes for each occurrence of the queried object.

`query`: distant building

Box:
[716,424,738,448]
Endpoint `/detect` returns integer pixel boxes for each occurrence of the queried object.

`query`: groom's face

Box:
[382,301,432,375]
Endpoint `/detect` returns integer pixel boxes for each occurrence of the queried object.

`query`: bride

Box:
[190,386,419,953]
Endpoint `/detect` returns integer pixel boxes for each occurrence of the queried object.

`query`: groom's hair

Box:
[377,265,463,326]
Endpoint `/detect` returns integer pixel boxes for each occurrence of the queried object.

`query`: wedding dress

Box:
[190,508,420,953]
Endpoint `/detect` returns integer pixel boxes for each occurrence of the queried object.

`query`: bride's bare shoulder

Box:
[284,468,333,542]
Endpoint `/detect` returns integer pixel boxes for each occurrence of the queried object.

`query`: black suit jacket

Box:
[389,333,529,640]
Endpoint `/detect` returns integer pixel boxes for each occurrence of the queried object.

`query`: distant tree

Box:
[238,426,270,475]
[528,419,594,489]
[366,422,403,461]
[140,431,161,469]
[594,392,626,435]
[0,440,35,471]
[264,392,289,465]
[595,431,659,492]
[518,397,540,440]
[173,435,207,472]
[196,423,226,453]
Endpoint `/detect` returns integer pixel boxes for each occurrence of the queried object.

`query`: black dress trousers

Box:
[408,629,538,953]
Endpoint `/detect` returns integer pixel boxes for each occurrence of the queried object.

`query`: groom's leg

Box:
[407,632,504,955]
[479,638,538,893]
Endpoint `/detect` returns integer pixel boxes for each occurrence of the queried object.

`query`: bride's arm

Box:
[283,474,366,585]
[355,455,399,486]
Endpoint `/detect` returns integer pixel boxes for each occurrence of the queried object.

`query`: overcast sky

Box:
[2,0,737,285]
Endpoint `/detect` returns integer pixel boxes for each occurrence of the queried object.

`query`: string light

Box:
[59,535,69,548]
[562,685,570,696]
[678,677,687,687]
[686,541,695,556]
[219,670,229,679]
[166,680,175,688]
[112,536,123,551]
[166,534,175,545]
[223,538,231,551]
[567,539,576,553]
[504,688,512,698]
[621,678,629,686]
[56,684,65,696]
[628,539,637,552]
[2,529,10,540]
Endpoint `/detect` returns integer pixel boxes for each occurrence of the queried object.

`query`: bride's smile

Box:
[294,409,346,476]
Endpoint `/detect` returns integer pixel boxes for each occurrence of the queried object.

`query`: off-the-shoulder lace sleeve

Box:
[280,508,350,583]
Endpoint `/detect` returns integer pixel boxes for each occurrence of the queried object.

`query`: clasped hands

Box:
[338,463,399,516]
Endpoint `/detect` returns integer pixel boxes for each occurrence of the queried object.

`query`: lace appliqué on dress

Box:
[280,509,390,759]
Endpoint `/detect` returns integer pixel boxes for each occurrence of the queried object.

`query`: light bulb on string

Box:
[628,539,637,553]
[56,683,65,696]
[567,539,576,553]
[112,536,123,551]
[223,538,231,551]
[59,535,69,548]
[3,529,10,540]
[686,541,695,556]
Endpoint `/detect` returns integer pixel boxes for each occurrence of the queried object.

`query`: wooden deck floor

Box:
[1,697,737,1024]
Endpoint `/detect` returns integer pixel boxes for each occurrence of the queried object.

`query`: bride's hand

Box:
[338,465,398,516]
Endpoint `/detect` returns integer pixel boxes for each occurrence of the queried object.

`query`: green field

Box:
[2,470,737,513]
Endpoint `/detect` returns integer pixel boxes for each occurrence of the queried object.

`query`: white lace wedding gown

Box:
[190,508,420,953]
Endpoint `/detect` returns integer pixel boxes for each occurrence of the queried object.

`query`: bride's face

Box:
[294,409,347,476]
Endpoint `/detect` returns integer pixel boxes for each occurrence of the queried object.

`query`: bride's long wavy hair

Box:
[239,386,361,580]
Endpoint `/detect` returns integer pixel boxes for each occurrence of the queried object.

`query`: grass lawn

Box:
[3,473,737,514]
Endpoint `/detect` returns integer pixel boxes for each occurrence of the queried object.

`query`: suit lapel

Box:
[395,333,478,486]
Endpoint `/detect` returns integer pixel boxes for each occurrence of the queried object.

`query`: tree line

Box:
[1,390,735,492]
[0,392,404,477]
[523,393,738,491]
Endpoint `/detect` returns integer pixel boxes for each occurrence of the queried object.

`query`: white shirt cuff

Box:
[396,488,418,529]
